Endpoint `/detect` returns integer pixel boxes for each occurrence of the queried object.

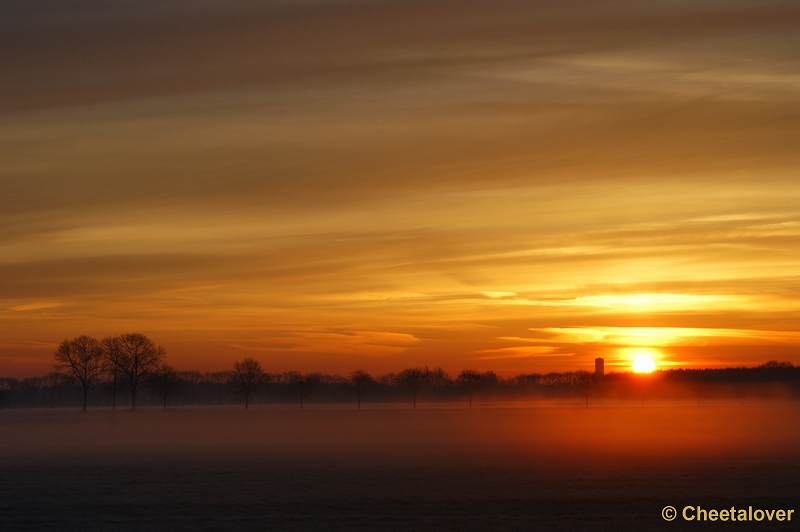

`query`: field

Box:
[2,403,799,531]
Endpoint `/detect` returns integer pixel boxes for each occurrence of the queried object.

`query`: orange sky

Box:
[1,0,799,378]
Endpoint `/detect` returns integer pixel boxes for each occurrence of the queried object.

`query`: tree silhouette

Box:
[149,362,180,410]
[513,373,540,399]
[571,371,595,407]
[0,379,15,409]
[228,358,270,411]
[101,335,125,411]
[761,360,793,369]
[425,366,450,387]
[42,372,72,409]
[116,333,165,410]
[424,366,451,400]
[285,371,320,410]
[456,370,482,408]
[396,368,426,409]
[693,380,704,407]
[348,370,374,409]
[53,336,105,411]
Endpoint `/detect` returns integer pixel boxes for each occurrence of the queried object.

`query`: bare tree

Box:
[208,371,231,404]
[694,381,704,407]
[456,370,483,408]
[348,370,374,410]
[285,371,320,410]
[425,367,449,387]
[101,335,125,411]
[53,336,105,411]
[149,362,180,410]
[228,358,270,411]
[42,372,72,409]
[116,333,165,410]
[0,378,17,408]
[376,372,396,387]
[396,367,427,409]
[571,371,595,407]
[180,370,203,384]
[539,372,563,399]
[512,374,539,399]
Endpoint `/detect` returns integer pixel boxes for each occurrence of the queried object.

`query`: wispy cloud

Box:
[8,302,64,312]
[0,0,797,376]
[532,327,800,347]
[473,346,566,360]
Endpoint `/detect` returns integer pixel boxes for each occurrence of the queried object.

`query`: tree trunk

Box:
[357,393,361,410]
[83,384,89,412]
[163,395,167,410]
[131,388,137,411]
[245,394,249,411]
[111,374,117,412]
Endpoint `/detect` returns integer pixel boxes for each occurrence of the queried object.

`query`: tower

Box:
[595,357,604,378]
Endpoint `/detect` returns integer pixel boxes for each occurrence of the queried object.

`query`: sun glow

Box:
[632,356,656,373]
[622,347,660,373]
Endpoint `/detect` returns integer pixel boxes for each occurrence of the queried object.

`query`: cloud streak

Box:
[0,0,798,376]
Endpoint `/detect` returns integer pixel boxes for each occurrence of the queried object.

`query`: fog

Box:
[4,404,799,464]
[2,405,798,530]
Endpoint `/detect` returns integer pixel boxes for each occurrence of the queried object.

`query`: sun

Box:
[622,346,660,373]
[632,356,656,373]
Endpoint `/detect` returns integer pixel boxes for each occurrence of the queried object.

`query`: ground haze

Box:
[1,404,798,530]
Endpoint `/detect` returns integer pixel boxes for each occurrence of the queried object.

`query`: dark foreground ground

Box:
[1,403,798,531]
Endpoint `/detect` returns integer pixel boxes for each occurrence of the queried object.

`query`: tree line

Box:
[0,335,798,410]
[51,333,168,411]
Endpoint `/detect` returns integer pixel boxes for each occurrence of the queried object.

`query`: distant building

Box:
[595,357,604,378]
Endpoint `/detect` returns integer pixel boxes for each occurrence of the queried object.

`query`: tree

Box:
[149,362,180,410]
[571,371,595,407]
[285,371,319,410]
[53,336,105,411]
[101,335,125,411]
[348,370,374,410]
[0,378,17,409]
[760,360,794,369]
[480,370,499,388]
[208,371,230,404]
[424,366,451,400]
[116,333,165,410]
[456,370,483,408]
[42,372,73,409]
[228,358,270,411]
[396,367,426,409]
[513,373,540,399]
[376,372,396,387]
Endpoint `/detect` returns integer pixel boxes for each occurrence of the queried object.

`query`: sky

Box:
[1,0,798,378]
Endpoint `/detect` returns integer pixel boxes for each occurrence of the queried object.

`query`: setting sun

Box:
[633,356,656,373]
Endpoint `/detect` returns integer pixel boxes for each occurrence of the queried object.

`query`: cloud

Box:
[8,302,64,312]
[479,291,517,299]
[229,329,421,358]
[473,346,566,360]
[532,327,800,347]
[0,0,798,376]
